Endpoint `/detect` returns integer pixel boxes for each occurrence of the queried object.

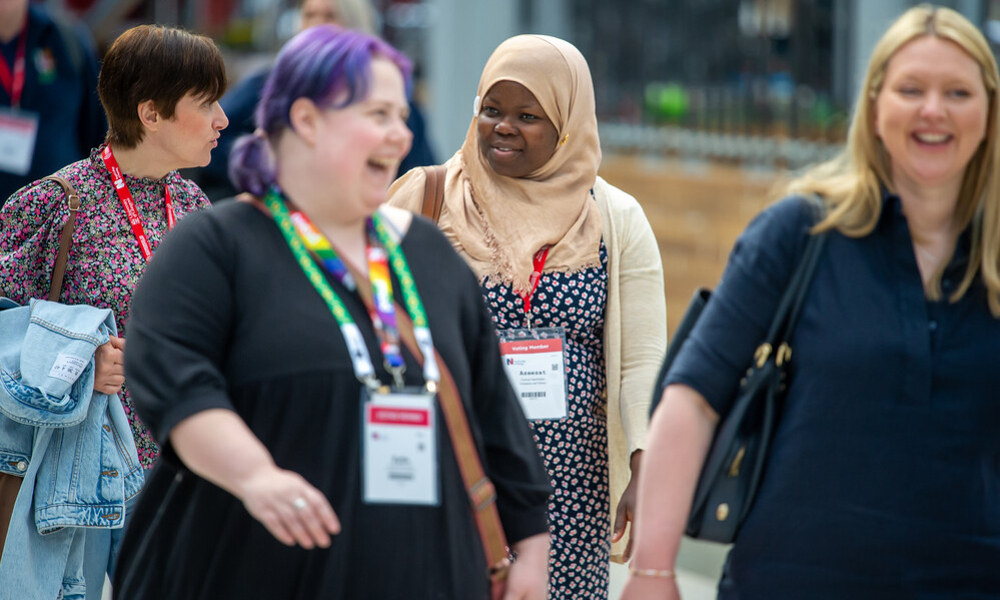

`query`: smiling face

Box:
[874,35,988,193]
[311,57,412,218]
[155,91,228,170]
[476,80,560,179]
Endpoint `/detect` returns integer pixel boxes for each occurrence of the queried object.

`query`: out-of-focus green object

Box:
[222,18,255,48]
[646,82,688,122]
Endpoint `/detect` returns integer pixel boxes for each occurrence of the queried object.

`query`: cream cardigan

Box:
[386,173,667,562]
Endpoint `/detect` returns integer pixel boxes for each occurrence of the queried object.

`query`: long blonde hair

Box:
[782,4,1000,316]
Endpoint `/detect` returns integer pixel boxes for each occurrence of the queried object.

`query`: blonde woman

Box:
[624,5,1000,599]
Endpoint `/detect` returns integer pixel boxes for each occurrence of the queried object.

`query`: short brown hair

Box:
[99,25,227,149]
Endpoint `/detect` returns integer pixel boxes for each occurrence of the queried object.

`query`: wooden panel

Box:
[598,155,779,339]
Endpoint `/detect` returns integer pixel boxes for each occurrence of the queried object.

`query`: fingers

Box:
[93,341,126,394]
[95,378,125,395]
[623,534,634,563]
[258,508,297,546]
[611,502,628,543]
[283,488,338,549]
[109,335,126,351]
[243,470,340,550]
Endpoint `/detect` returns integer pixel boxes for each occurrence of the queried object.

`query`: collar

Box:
[89,144,182,190]
[879,186,972,274]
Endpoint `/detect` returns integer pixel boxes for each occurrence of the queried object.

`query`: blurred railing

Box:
[598,123,842,170]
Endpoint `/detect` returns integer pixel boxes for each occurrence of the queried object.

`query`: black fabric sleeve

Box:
[459,263,552,545]
[123,209,237,455]
[664,196,817,417]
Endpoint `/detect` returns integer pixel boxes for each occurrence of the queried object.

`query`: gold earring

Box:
[559,134,569,146]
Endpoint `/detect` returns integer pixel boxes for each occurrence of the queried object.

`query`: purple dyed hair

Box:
[229,25,412,195]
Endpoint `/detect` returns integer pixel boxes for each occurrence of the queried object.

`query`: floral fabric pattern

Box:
[482,242,610,600]
[0,145,211,468]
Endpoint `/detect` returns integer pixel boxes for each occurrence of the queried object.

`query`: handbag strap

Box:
[344,260,510,578]
[758,197,828,364]
[420,165,446,223]
[43,175,82,302]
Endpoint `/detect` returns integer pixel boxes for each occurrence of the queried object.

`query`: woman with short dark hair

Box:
[0,24,227,600]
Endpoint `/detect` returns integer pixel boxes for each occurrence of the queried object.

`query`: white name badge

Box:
[498,327,569,421]
[363,390,439,506]
[0,108,39,176]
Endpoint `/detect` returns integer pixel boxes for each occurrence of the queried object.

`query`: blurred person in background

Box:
[0,0,106,204]
[388,34,666,600]
[112,25,550,600]
[193,0,435,199]
[623,5,1000,599]
[0,24,227,600]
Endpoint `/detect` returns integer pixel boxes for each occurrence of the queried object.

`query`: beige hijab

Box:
[437,34,603,293]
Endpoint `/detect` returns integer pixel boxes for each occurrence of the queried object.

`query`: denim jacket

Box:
[0,298,143,600]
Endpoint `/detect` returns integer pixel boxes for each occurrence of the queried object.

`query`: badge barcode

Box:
[521,391,547,398]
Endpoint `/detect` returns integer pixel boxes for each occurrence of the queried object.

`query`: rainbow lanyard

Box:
[264,186,439,389]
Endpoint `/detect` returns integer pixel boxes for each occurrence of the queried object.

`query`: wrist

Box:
[231,459,279,500]
[628,565,676,579]
[511,532,549,561]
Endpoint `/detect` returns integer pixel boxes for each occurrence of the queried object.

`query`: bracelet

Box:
[628,566,676,579]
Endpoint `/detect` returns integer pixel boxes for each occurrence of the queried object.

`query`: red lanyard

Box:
[0,25,28,108]
[100,146,175,262]
[521,246,550,329]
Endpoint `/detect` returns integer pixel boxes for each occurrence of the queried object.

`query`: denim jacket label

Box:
[48,353,89,383]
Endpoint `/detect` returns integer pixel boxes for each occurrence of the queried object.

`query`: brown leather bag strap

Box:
[420,165,447,223]
[43,175,81,302]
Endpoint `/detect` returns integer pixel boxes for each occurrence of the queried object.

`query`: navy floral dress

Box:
[482,243,610,600]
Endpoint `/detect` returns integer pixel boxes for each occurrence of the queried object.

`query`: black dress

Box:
[113,202,551,600]
[667,193,1000,599]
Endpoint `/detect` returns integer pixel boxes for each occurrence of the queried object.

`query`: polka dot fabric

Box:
[482,242,610,600]
[0,146,211,468]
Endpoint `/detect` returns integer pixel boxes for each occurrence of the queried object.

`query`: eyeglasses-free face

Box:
[477,80,560,179]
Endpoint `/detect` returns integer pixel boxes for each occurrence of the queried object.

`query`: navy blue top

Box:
[667,192,1000,599]
[0,5,105,204]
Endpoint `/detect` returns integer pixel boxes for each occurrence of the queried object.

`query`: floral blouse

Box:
[0,145,211,468]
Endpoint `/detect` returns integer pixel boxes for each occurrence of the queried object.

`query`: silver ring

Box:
[292,497,307,511]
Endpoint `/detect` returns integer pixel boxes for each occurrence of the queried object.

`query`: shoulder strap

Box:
[761,197,828,356]
[345,261,510,583]
[420,165,447,223]
[43,175,81,302]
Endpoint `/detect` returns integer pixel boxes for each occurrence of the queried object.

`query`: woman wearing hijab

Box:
[112,25,550,600]
[388,35,666,599]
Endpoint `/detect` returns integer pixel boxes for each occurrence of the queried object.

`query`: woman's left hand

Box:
[501,532,549,600]
[612,450,644,561]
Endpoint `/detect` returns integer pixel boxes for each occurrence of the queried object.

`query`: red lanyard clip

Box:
[522,246,550,329]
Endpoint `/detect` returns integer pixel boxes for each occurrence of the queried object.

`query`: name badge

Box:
[363,389,439,506]
[0,108,39,176]
[498,327,569,420]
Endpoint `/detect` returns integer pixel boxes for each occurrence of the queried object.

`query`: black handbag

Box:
[650,212,828,544]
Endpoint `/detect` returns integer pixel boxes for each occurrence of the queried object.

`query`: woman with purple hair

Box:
[112,25,551,600]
